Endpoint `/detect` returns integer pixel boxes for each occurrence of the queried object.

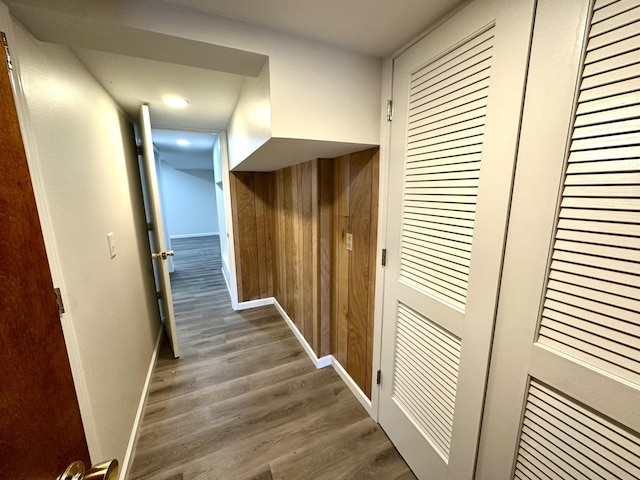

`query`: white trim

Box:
[119,326,163,480]
[331,357,374,416]
[239,298,372,415]
[234,297,275,311]
[316,355,333,369]
[369,56,394,423]
[271,298,332,370]
[169,232,219,239]
[221,267,232,298]
[219,130,240,308]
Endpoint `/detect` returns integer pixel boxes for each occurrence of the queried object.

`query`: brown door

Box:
[0,33,90,478]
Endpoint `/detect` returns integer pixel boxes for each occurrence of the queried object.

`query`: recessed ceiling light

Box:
[176,139,190,146]
[163,96,189,108]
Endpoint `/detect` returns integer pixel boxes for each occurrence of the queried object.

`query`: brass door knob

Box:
[58,459,118,480]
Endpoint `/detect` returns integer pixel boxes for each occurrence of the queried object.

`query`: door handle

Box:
[151,250,174,260]
[58,459,118,480]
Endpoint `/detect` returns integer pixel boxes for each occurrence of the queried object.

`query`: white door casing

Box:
[378,0,536,477]
[138,104,180,358]
[477,0,640,477]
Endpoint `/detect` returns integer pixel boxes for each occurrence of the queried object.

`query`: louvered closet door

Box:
[377,0,535,478]
[476,1,640,478]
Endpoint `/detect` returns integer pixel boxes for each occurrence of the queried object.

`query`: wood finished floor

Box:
[128,236,415,480]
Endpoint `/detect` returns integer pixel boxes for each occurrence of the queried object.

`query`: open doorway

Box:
[150,128,231,303]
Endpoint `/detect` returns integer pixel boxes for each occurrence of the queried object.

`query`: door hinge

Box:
[2,32,13,71]
[147,222,153,231]
[376,370,381,385]
[381,248,387,267]
[386,99,393,122]
[136,144,144,156]
[54,287,65,315]
[156,291,162,300]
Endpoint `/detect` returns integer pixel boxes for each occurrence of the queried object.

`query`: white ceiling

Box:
[152,129,217,170]
[162,0,467,58]
[7,0,465,160]
[75,49,245,131]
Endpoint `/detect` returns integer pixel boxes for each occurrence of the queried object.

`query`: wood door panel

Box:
[0,33,90,478]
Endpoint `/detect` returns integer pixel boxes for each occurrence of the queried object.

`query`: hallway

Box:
[128,236,415,479]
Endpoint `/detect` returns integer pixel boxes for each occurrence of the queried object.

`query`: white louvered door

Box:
[476,0,640,478]
[378,0,535,477]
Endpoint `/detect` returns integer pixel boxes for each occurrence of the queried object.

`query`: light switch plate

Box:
[346,233,353,252]
[107,232,117,259]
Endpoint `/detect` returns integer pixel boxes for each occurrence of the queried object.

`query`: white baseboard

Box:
[236,298,373,415]
[169,232,219,239]
[234,297,275,311]
[221,267,231,298]
[331,357,373,416]
[272,299,332,370]
[119,327,163,480]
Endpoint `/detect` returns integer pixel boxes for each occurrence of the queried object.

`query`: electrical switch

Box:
[107,232,117,259]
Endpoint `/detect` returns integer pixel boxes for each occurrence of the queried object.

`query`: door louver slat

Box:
[392,303,461,461]
[515,381,640,479]
[538,0,640,388]
[400,27,495,311]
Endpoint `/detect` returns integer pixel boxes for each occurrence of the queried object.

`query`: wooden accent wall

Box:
[270,161,332,356]
[230,147,379,397]
[332,149,379,398]
[229,171,273,302]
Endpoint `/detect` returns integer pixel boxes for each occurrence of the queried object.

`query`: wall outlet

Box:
[346,233,353,252]
[107,232,117,259]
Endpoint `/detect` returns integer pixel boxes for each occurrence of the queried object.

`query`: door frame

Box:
[0,4,99,459]
[135,126,240,309]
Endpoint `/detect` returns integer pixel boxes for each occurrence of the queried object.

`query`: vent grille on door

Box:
[515,380,640,479]
[538,0,640,386]
[400,26,495,312]
[391,302,461,460]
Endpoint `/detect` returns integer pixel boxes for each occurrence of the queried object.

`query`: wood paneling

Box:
[348,150,374,394]
[318,159,333,357]
[229,172,273,302]
[269,162,327,353]
[332,148,379,398]
[230,148,379,397]
[333,154,351,366]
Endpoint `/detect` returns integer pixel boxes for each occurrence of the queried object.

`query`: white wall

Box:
[228,61,272,169]
[5,12,161,465]
[159,161,218,238]
[132,5,382,146]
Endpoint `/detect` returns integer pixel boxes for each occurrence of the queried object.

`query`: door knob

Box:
[58,459,118,480]
[151,250,174,260]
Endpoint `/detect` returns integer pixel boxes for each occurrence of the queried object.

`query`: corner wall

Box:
[229,148,379,396]
[8,16,161,464]
[159,161,219,238]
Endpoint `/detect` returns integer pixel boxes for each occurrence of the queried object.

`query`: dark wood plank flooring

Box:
[128,236,414,479]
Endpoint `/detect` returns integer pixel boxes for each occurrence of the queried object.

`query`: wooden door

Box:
[0,32,90,478]
[477,0,640,477]
[377,0,535,477]
[138,104,180,357]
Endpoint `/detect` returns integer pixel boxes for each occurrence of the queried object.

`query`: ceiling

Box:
[152,129,217,170]
[75,49,246,131]
[162,0,467,58]
[6,0,465,159]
